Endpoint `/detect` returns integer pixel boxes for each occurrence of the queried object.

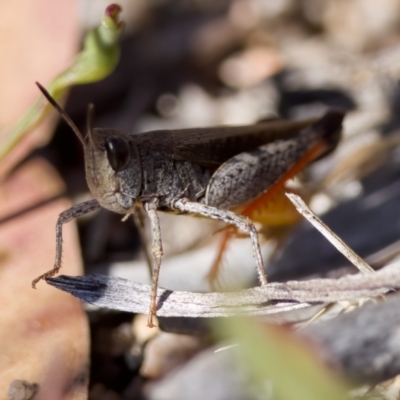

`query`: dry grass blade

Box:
[285,192,375,275]
[46,262,400,317]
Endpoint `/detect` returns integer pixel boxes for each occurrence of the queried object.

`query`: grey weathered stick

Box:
[286,192,375,275]
[143,294,400,394]
[302,293,400,384]
[47,262,400,317]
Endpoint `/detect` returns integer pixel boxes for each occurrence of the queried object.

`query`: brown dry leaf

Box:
[0,2,88,398]
[0,158,89,399]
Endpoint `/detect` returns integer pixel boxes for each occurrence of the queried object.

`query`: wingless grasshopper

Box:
[32,83,344,327]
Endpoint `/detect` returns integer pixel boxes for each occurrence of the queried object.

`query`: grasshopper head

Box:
[36,83,142,214]
[84,128,142,213]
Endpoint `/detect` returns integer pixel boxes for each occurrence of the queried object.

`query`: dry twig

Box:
[285,192,375,275]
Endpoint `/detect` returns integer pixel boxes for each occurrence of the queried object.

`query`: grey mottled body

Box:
[85,116,338,213]
[32,83,344,327]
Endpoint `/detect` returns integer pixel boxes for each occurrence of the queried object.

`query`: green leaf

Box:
[218,317,349,400]
[0,4,124,164]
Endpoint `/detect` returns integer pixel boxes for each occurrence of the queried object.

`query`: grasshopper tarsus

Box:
[147,314,157,329]
[32,269,59,289]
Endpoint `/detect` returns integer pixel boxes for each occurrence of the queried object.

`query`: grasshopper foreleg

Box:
[32,199,100,288]
[173,198,267,286]
[144,199,164,328]
[132,206,154,278]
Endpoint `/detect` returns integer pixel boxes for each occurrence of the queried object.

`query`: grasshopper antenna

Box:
[86,103,95,144]
[35,82,86,147]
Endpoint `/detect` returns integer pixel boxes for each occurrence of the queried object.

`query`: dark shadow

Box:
[156,289,174,310]
[273,70,357,117]
[269,159,400,281]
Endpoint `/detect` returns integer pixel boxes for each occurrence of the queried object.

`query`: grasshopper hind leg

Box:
[173,198,268,286]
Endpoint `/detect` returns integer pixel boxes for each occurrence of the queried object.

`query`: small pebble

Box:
[140,332,207,379]
[7,380,38,400]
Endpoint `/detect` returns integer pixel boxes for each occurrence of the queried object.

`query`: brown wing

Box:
[170,118,317,167]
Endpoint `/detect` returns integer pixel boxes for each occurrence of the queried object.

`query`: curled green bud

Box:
[0,4,124,165]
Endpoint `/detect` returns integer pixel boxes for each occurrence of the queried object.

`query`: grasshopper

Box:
[32,82,344,327]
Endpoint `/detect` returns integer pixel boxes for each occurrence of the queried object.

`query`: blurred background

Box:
[3,0,400,399]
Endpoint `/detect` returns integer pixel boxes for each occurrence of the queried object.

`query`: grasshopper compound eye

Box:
[105,136,131,172]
